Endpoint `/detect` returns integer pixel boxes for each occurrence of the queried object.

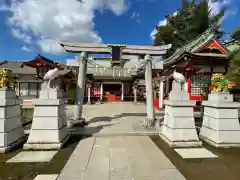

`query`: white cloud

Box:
[130,12,139,19]
[21,46,32,52]
[209,0,237,19]
[208,0,230,16]
[150,12,177,40]
[130,12,140,23]
[11,28,32,44]
[66,56,79,66]
[0,4,8,11]
[0,0,128,54]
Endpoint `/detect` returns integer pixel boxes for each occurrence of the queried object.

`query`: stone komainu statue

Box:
[0,68,14,89]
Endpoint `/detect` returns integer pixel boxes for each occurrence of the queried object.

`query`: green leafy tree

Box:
[153,0,226,56]
[227,26,240,82]
[227,47,240,80]
[226,47,240,91]
[232,26,240,41]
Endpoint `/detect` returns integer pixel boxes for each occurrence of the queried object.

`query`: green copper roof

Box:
[164,26,221,66]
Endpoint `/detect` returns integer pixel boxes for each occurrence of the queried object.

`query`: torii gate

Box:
[59,42,171,127]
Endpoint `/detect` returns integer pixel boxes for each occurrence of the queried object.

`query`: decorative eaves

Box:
[164,26,216,66]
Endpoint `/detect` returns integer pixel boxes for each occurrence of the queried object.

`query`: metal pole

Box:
[121,83,124,101]
[100,83,103,101]
[73,52,88,125]
[133,86,137,104]
[159,80,164,109]
[144,55,155,127]
[87,86,91,104]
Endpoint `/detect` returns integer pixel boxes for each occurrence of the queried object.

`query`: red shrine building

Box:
[155,27,230,107]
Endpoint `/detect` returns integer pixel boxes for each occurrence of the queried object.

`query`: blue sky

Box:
[0,0,239,62]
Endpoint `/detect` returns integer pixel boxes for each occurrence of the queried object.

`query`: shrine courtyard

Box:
[1,102,240,180]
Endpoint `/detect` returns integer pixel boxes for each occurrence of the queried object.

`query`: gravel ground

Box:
[150,136,240,180]
[0,135,81,180]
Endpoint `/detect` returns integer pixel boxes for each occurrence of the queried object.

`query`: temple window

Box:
[19,82,40,97]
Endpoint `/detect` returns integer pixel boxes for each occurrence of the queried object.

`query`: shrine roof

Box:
[185,52,228,58]
[164,26,229,67]
[0,60,7,66]
[20,54,58,69]
[0,60,75,76]
[0,60,36,74]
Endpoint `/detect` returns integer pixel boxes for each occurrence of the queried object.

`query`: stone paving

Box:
[174,148,218,159]
[7,151,58,163]
[57,136,186,180]
[68,102,164,136]
[34,174,59,180]
[66,102,201,136]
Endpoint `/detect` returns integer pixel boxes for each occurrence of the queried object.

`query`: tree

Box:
[227,26,240,82]
[227,46,240,79]
[232,26,240,41]
[153,0,226,56]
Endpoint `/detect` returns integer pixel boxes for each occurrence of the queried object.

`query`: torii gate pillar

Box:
[144,56,155,127]
[71,52,88,126]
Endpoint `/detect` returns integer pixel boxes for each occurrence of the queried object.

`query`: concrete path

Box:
[65,102,201,136]
[57,136,186,180]
[68,102,163,136]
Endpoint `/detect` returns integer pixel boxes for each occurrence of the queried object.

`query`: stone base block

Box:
[0,126,25,147]
[160,125,202,148]
[200,92,240,148]
[161,99,201,148]
[0,89,25,153]
[201,116,240,131]
[33,101,65,118]
[26,126,68,144]
[200,135,240,148]
[200,126,240,147]
[0,88,17,99]
[39,89,64,99]
[208,92,233,102]
[27,95,68,150]
[0,116,22,133]
[24,135,70,150]
[0,135,26,153]
[31,117,66,130]
[160,133,202,148]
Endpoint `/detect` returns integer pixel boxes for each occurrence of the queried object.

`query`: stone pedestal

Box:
[24,89,69,150]
[0,88,25,153]
[200,92,240,148]
[160,81,202,147]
